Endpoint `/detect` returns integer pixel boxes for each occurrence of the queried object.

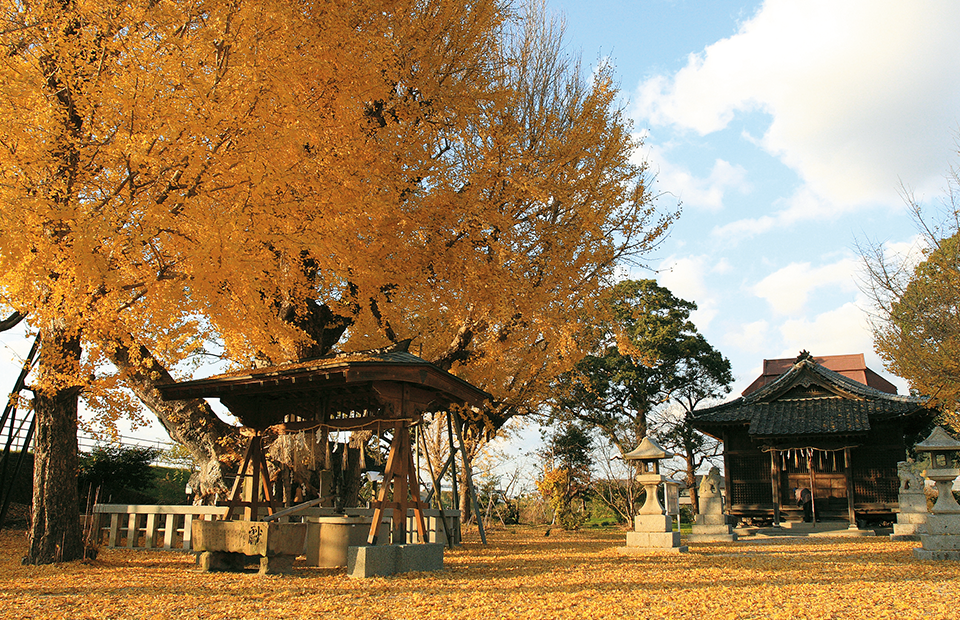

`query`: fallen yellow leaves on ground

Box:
[1,527,957,620]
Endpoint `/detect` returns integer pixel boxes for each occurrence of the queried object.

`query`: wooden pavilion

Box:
[158,341,490,545]
[689,352,934,526]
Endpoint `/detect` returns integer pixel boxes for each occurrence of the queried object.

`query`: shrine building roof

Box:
[689,352,932,442]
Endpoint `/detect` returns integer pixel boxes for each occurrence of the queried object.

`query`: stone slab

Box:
[347,544,398,578]
[913,548,960,561]
[917,534,960,550]
[924,514,960,534]
[617,544,688,555]
[396,543,444,573]
[633,514,672,532]
[694,514,727,526]
[626,530,682,548]
[691,524,734,534]
[347,544,444,578]
[259,554,296,575]
[699,496,723,515]
[688,533,737,543]
[896,513,929,525]
[898,496,928,511]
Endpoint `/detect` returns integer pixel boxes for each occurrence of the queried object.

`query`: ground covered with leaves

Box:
[1,526,957,619]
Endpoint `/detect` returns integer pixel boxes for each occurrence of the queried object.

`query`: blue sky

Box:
[548,0,960,395]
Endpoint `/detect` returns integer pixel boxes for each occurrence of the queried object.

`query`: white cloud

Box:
[777,302,873,360]
[752,256,860,314]
[658,255,709,300]
[721,319,771,354]
[712,186,834,240]
[657,254,725,328]
[649,147,751,212]
[635,0,960,209]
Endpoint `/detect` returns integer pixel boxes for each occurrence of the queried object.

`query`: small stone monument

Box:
[912,427,960,561]
[619,436,688,554]
[891,460,927,541]
[689,467,737,542]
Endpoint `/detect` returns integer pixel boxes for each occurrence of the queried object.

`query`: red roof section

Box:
[741,353,898,396]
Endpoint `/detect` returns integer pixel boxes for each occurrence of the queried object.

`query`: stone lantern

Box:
[619,436,688,554]
[913,426,960,560]
[915,426,960,514]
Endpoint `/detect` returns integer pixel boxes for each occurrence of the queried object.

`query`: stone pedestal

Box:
[689,467,737,543]
[346,543,444,578]
[193,520,306,575]
[914,513,960,560]
[892,461,928,541]
[913,467,960,560]
[690,513,737,543]
[304,516,386,567]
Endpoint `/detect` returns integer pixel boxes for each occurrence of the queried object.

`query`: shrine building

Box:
[688,351,935,526]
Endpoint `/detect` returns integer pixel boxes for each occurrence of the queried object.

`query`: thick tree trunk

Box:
[25,329,83,565]
[108,340,241,498]
[459,469,472,525]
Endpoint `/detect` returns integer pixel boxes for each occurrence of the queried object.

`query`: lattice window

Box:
[730,481,773,506]
[728,452,772,506]
[852,446,900,504]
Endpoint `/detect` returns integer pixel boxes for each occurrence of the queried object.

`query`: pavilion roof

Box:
[158,344,490,430]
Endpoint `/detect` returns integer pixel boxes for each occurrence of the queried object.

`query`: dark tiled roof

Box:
[158,345,490,405]
[690,357,930,438]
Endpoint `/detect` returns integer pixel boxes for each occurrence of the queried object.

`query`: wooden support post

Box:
[722,432,734,524]
[844,447,856,527]
[419,430,454,547]
[424,453,455,505]
[366,422,429,545]
[451,410,486,545]
[224,433,276,522]
[770,450,781,525]
[446,413,459,514]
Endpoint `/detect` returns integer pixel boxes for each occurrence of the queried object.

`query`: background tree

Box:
[651,325,732,514]
[549,279,731,518]
[78,445,161,505]
[860,158,960,432]
[537,422,593,528]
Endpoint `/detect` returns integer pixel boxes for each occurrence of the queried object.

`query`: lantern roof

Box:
[915,426,960,452]
[623,436,674,461]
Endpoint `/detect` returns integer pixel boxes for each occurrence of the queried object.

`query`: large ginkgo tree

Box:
[0,0,673,563]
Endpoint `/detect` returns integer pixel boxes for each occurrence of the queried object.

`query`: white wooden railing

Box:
[91,504,228,551]
[91,504,461,552]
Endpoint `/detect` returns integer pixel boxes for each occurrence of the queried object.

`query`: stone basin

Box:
[193,520,306,575]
